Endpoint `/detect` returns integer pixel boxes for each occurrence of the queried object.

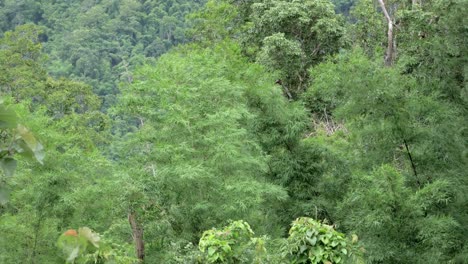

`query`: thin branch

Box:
[403,139,420,188]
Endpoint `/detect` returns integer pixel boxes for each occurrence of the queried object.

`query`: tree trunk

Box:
[403,139,420,188]
[377,0,396,66]
[128,211,145,262]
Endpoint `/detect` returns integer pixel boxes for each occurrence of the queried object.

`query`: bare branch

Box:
[377,0,395,66]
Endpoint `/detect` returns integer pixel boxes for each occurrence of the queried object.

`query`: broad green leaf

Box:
[306,236,317,246]
[16,124,44,164]
[79,227,100,248]
[208,247,216,256]
[66,247,80,263]
[0,105,17,129]
[0,157,17,177]
[300,244,307,253]
[0,186,9,205]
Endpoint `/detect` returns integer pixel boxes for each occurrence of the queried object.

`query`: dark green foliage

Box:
[0,0,43,33]
[244,0,346,97]
[304,49,466,184]
[0,24,47,101]
[0,0,207,108]
[1,0,467,263]
[339,165,462,263]
[397,0,468,105]
[268,138,350,224]
[331,0,356,16]
[304,49,467,262]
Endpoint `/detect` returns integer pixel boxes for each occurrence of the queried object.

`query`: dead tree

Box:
[377,0,396,66]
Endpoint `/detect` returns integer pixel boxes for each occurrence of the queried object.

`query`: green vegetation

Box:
[281,217,355,264]
[0,0,466,263]
[198,220,266,263]
[57,227,136,263]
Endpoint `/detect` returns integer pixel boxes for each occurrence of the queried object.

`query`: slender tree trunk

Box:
[403,139,420,188]
[128,210,145,262]
[377,0,396,66]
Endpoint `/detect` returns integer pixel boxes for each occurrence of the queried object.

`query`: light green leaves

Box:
[199,220,266,263]
[57,229,91,263]
[78,227,101,248]
[0,103,44,178]
[281,217,352,264]
[16,124,44,164]
[0,158,16,178]
[117,42,288,241]
[57,227,136,263]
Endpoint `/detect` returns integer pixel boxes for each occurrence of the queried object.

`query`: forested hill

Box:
[0,0,467,263]
[0,0,207,108]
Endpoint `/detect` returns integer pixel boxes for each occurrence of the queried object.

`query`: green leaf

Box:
[0,105,17,129]
[306,236,317,246]
[57,234,87,263]
[66,247,80,263]
[300,244,307,253]
[0,186,10,205]
[16,125,44,164]
[0,157,17,177]
[208,247,216,256]
[78,227,100,248]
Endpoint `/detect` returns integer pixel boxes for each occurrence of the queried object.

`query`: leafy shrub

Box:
[281,217,351,264]
[57,227,136,264]
[198,220,266,263]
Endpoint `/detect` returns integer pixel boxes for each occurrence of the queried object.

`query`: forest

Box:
[0,0,466,263]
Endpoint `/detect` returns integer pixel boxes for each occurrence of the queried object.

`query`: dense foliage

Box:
[0,0,207,108]
[0,0,466,263]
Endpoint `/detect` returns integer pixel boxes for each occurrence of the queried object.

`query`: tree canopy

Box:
[0,0,466,263]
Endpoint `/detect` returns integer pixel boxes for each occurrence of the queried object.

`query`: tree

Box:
[376,0,396,66]
[303,49,467,262]
[114,41,287,262]
[244,0,346,97]
[396,0,468,104]
[0,23,125,264]
[338,165,462,263]
[0,100,44,205]
[0,24,47,102]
